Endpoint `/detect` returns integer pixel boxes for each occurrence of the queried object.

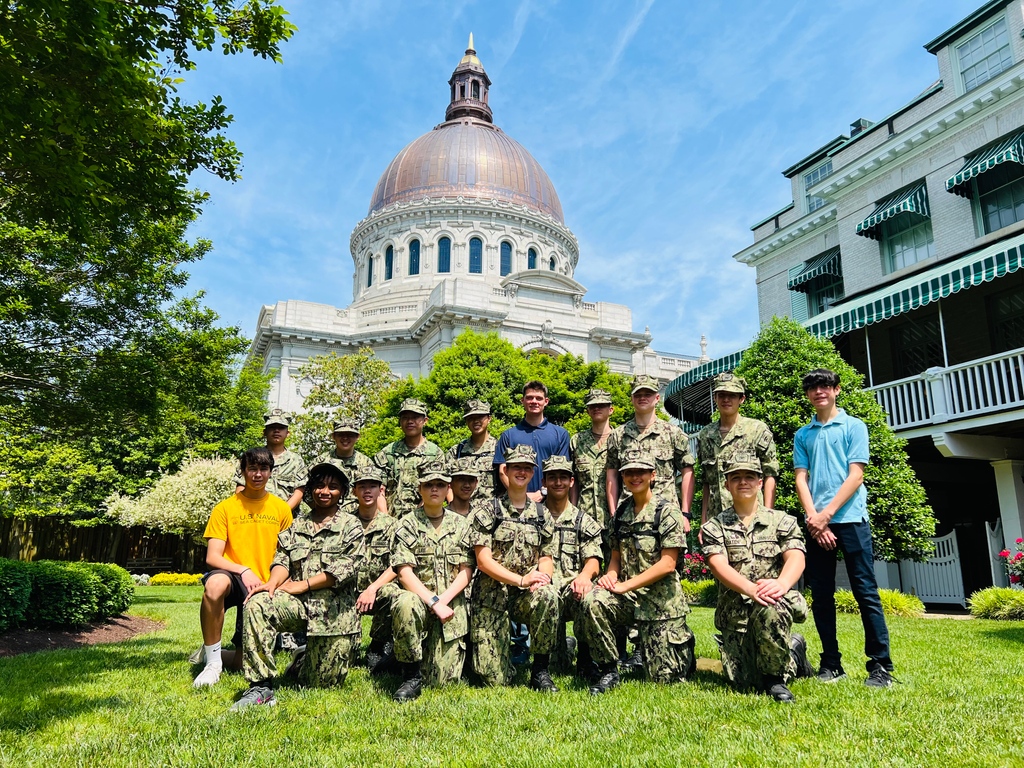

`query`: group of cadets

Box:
[196,369,895,711]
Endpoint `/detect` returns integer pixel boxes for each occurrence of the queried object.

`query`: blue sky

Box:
[178,0,981,361]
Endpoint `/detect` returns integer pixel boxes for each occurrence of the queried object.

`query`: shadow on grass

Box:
[133,590,202,606]
[981,625,1024,644]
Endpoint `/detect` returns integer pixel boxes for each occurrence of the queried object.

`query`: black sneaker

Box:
[368,640,395,676]
[565,636,577,657]
[790,634,815,679]
[230,685,276,712]
[588,668,620,696]
[283,645,307,680]
[529,668,558,693]
[865,665,898,688]
[393,676,422,702]
[766,682,795,703]
[815,666,847,683]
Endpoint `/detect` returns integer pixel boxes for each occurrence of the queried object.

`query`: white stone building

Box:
[250,37,698,412]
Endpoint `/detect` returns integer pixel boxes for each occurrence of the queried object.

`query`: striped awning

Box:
[855,182,930,240]
[805,233,1024,339]
[663,350,745,423]
[788,247,842,292]
[946,130,1024,198]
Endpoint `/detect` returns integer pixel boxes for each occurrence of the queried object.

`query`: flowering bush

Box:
[132,573,151,586]
[680,552,712,582]
[149,572,203,587]
[997,538,1024,585]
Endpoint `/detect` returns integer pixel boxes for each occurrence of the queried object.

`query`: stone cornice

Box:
[733,207,838,266]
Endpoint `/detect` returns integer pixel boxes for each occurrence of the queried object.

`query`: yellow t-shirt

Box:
[203,492,293,582]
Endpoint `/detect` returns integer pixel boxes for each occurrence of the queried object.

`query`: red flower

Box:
[999,549,1011,558]
[1015,552,1024,561]
[1017,538,1023,544]
[1011,574,1022,584]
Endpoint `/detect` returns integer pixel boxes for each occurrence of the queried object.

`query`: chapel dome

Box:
[367,36,564,224]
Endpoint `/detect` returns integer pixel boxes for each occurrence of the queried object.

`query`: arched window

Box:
[528,247,537,269]
[472,80,480,99]
[438,237,451,273]
[500,241,512,276]
[548,257,556,271]
[408,239,420,275]
[385,245,394,280]
[366,256,374,287]
[469,237,483,274]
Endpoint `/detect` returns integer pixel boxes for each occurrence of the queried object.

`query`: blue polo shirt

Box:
[494,418,571,494]
[793,408,869,524]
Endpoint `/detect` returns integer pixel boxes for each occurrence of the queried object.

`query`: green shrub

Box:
[149,572,203,586]
[0,558,33,631]
[968,587,1024,620]
[681,578,719,606]
[834,588,924,617]
[26,560,102,627]
[80,562,136,618]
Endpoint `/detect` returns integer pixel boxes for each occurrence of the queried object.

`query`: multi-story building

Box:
[666,0,1024,604]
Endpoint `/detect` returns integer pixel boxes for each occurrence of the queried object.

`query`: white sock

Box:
[204,642,223,669]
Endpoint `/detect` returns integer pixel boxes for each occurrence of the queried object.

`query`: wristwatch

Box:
[429,595,440,606]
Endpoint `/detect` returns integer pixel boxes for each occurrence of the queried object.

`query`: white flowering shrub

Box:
[104,457,237,535]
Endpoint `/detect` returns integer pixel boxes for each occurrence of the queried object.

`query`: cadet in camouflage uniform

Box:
[234,409,308,510]
[390,461,474,701]
[582,449,695,695]
[701,454,812,702]
[447,457,479,520]
[570,388,614,532]
[446,399,498,499]
[351,465,401,673]
[374,398,443,517]
[316,417,376,515]
[470,444,561,691]
[232,463,364,710]
[696,373,779,526]
[606,374,695,533]
[542,455,603,679]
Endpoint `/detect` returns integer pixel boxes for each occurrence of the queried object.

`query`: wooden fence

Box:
[0,516,205,573]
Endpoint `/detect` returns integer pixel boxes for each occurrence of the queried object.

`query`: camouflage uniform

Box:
[374,439,443,517]
[701,503,807,690]
[447,434,498,499]
[607,420,693,507]
[357,509,400,649]
[315,442,374,515]
[696,415,778,516]
[580,493,694,683]
[390,508,474,686]
[242,512,365,687]
[470,494,560,686]
[571,429,612,529]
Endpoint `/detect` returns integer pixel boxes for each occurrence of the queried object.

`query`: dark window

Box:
[366,256,373,287]
[472,80,480,99]
[548,257,556,271]
[500,242,512,276]
[890,315,943,379]
[808,276,845,317]
[975,162,1024,234]
[409,239,420,275]
[528,248,537,269]
[470,237,483,274]
[438,237,451,273]
[988,286,1024,352]
[385,245,394,280]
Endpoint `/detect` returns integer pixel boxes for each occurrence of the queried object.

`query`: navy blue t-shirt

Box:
[494,419,571,494]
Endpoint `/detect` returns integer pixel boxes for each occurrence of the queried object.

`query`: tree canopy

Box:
[732,316,936,562]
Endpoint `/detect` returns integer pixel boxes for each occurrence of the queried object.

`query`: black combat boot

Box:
[576,642,599,684]
[368,639,395,676]
[529,653,558,693]
[588,661,620,696]
[790,633,815,679]
[393,662,422,702]
[763,674,795,703]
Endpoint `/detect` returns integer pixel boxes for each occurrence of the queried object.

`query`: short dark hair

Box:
[240,447,274,472]
[307,463,350,499]
[802,368,841,392]
[523,380,548,396]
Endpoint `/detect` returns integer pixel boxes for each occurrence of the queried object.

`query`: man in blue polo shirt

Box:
[794,368,895,688]
[494,381,571,503]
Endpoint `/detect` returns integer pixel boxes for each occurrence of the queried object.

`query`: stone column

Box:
[990,459,1024,548]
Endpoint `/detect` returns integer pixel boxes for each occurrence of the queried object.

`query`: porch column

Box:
[990,459,1024,548]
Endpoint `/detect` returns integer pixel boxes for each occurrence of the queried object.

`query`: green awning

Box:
[805,232,1024,339]
[663,350,745,424]
[855,182,930,240]
[787,247,842,292]
[946,130,1024,197]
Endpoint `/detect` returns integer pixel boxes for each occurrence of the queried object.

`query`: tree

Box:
[732,316,936,562]
[289,349,397,463]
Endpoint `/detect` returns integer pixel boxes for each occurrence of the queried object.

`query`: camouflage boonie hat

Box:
[351,466,384,485]
[630,374,660,395]
[722,453,763,475]
[399,398,428,416]
[450,457,479,478]
[418,460,451,483]
[542,455,573,474]
[712,372,747,395]
[463,398,491,417]
[619,449,655,471]
[584,388,614,406]
[263,408,291,428]
[332,417,361,434]
[504,444,538,466]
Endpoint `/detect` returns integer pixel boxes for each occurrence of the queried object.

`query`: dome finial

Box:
[447,33,492,123]
[467,32,475,53]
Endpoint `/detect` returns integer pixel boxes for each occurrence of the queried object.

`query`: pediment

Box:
[502,270,587,296]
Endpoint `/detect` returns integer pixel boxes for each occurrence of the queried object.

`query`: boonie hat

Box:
[712,373,747,395]
[721,453,763,476]
[542,455,573,474]
[463,398,491,417]
[584,388,614,406]
[630,374,660,395]
[450,457,479,478]
[504,444,538,466]
[399,398,428,416]
[264,408,291,428]
[351,465,385,485]
[332,417,361,434]
[418,460,452,483]
[619,449,655,471]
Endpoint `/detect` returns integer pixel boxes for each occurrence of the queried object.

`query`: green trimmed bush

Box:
[834,588,924,617]
[80,562,136,618]
[26,560,101,627]
[968,587,1024,620]
[0,558,33,631]
[681,578,719,606]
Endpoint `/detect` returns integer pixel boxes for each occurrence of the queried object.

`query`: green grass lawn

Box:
[1,587,1022,767]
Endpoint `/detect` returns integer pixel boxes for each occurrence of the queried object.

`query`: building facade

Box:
[250,37,697,412]
[666,1,1024,603]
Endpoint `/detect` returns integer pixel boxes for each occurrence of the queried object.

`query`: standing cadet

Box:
[231,463,364,710]
[701,454,814,703]
[696,373,779,527]
[446,399,498,499]
[390,461,474,701]
[315,417,377,515]
[351,466,400,674]
[582,449,695,695]
[374,398,443,517]
[542,455,603,680]
[235,409,308,511]
[470,444,561,691]
[606,375,695,533]
[448,458,479,519]
[571,388,614,533]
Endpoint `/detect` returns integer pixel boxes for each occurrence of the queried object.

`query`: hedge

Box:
[149,572,203,586]
[79,562,136,617]
[0,559,33,632]
[834,588,924,617]
[681,578,719,607]
[968,587,1024,620]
